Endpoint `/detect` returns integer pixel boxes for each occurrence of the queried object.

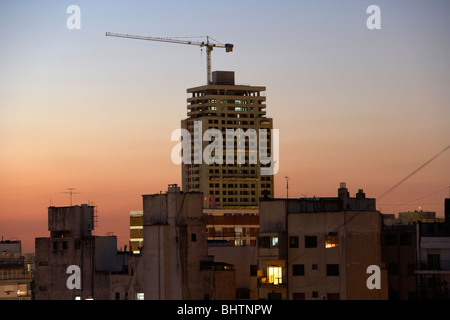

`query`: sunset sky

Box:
[1,1,449,253]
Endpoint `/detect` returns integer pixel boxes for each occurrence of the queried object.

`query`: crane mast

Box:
[105,32,233,84]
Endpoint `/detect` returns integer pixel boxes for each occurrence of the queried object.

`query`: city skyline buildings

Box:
[1,1,449,254]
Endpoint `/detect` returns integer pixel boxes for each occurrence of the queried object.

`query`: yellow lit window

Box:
[267,265,283,285]
[325,232,339,248]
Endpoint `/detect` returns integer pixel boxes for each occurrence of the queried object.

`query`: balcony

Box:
[416,260,450,273]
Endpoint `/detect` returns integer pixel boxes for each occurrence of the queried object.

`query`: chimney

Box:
[338,182,349,199]
[338,182,350,210]
[168,184,180,193]
[356,189,366,199]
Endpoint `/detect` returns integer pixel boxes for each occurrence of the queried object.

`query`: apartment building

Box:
[257,183,388,300]
[0,240,33,300]
[141,184,235,300]
[129,210,143,254]
[415,198,450,299]
[181,71,274,209]
[35,204,133,300]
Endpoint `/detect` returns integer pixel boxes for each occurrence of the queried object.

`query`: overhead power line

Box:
[378,144,450,200]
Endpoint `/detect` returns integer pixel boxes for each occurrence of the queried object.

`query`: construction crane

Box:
[105,32,233,84]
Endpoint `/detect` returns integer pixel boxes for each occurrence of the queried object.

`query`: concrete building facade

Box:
[34,204,133,300]
[0,240,33,300]
[381,225,417,299]
[415,198,450,299]
[130,210,143,254]
[142,184,235,300]
[181,71,274,209]
[257,183,388,300]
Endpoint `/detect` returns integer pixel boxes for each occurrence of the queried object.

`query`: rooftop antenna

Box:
[62,188,81,206]
[285,176,290,198]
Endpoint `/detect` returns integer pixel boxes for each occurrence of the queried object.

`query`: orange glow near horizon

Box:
[1,1,449,254]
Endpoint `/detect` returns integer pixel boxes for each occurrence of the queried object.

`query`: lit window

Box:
[272,237,279,247]
[136,293,144,300]
[325,232,339,248]
[267,265,283,285]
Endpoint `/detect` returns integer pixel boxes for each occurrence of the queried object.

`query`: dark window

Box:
[385,234,397,246]
[326,264,339,276]
[327,293,340,300]
[191,233,197,242]
[400,234,411,246]
[312,264,318,270]
[289,236,299,248]
[62,241,68,250]
[293,293,305,300]
[115,292,120,300]
[259,236,270,248]
[427,254,440,270]
[250,265,258,276]
[268,292,282,300]
[388,263,399,275]
[236,288,250,299]
[312,291,318,298]
[292,264,305,276]
[53,241,59,250]
[305,236,317,248]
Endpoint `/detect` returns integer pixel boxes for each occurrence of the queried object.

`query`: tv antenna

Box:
[62,188,81,206]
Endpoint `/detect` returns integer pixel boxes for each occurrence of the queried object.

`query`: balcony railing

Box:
[417,260,450,271]
[0,270,33,280]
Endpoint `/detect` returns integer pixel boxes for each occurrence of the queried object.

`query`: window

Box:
[312,264,318,270]
[271,236,279,247]
[259,236,270,248]
[268,292,282,300]
[292,264,305,276]
[267,265,283,285]
[136,293,144,300]
[62,241,68,250]
[191,233,197,242]
[400,234,411,246]
[325,232,339,248]
[305,236,317,248]
[326,264,339,276]
[427,254,440,270]
[289,236,299,248]
[250,265,258,277]
[293,293,305,300]
[385,234,397,246]
[388,263,399,275]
